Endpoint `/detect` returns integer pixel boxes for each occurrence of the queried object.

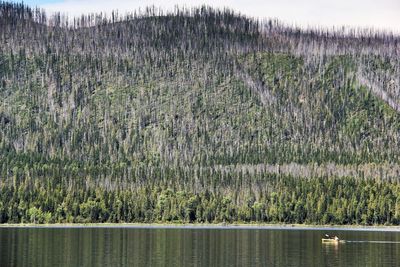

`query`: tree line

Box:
[1,173,399,225]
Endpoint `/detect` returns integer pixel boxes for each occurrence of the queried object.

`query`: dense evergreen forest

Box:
[1,2,400,224]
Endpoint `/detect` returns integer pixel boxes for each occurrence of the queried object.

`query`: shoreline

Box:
[1,223,399,232]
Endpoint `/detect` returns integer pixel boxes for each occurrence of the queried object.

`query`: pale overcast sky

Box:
[13,0,400,33]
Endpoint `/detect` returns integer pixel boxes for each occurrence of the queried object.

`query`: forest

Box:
[0,1,400,224]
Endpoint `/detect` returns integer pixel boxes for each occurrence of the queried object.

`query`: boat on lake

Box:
[322,234,345,243]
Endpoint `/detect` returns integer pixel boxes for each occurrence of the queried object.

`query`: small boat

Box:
[322,234,344,243]
[321,238,343,243]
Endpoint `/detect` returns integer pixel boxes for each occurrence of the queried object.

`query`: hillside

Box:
[1,2,400,224]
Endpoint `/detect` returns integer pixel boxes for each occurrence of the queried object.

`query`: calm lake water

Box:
[1,226,400,267]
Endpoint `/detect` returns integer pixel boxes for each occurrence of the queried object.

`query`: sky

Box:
[12,0,400,33]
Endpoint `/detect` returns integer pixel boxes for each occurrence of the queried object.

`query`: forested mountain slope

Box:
[1,2,400,224]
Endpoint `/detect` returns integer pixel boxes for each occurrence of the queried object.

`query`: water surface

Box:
[1,226,400,266]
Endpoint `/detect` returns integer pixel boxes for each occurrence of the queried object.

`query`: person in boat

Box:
[325,234,339,241]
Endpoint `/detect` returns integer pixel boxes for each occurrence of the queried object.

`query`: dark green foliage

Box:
[1,172,400,225]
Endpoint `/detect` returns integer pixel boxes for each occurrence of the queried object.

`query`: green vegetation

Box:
[1,173,400,225]
[0,2,400,225]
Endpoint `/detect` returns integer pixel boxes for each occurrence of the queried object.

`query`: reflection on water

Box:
[0,227,400,267]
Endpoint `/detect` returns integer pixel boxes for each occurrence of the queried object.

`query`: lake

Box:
[1,226,400,266]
